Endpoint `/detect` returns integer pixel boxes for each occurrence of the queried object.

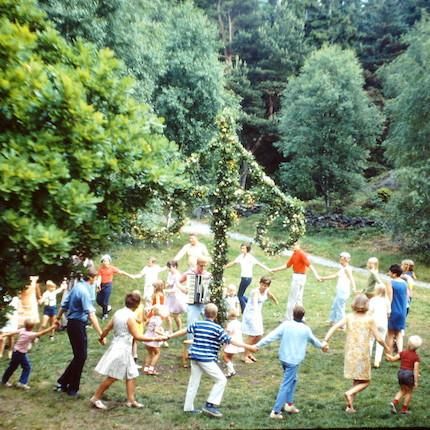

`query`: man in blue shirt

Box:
[253,305,328,419]
[55,269,103,396]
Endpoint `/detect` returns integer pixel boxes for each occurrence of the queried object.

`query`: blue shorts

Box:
[398,369,414,387]
[44,305,57,317]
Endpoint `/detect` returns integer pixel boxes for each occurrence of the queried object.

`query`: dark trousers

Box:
[57,319,87,394]
[238,277,252,313]
[96,282,112,316]
[2,351,31,384]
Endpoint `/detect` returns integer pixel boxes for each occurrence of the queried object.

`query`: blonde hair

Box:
[408,335,422,350]
[226,284,237,295]
[351,294,369,313]
[375,284,386,296]
[227,308,239,320]
[153,280,165,294]
[46,280,56,289]
[204,303,218,319]
[367,257,379,270]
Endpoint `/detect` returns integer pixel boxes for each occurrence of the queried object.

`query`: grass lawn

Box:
[0,231,429,429]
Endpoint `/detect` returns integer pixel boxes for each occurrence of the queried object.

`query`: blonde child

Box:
[165,260,187,333]
[132,257,166,309]
[39,280,66,339]
[401,259,415,316]
[90,293,167,410]
[0,295,20,358]
[143,305,165,375]
[368,284,391,368]
[387,335,422,415]
[241,276,278,363]
[323,294,389,413]
[224,284,241,316]
[364,257,384,298]
[320,252,356,325]
[223,308,244,377]
[1,319,57,389]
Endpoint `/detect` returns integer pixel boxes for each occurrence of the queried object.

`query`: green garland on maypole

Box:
[209,111,305,323]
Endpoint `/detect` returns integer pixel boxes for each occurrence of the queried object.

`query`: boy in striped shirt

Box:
[169,303,251,417]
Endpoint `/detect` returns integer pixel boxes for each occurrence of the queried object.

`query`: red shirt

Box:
[286,250,310,274]
[399,350,420,371]
[98,265,119,284]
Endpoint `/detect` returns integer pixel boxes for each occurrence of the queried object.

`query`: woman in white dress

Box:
[90,292,167,410]
[241,276,278,363]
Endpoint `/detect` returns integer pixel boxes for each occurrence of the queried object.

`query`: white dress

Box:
[241,288,268,336]
[224,319,244,354]
[95,307,139,380]
[1,297,20,332]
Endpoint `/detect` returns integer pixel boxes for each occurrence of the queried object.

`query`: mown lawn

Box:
[0,231,429,430]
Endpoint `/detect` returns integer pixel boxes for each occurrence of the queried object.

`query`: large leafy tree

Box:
[276,45,383,209]
[0,0,190,311]
[380,18,430,255]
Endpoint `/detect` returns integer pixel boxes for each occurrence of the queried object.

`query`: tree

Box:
[0,0,190,321]
[277,45,383,209]
[380,18,430,256]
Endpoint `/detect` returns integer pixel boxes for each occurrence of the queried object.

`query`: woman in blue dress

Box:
[386,264,408,354]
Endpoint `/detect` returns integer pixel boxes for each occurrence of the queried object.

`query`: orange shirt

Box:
[98,265,119,284]
[286,250,310,274]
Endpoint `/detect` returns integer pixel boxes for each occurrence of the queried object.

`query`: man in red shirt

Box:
[271,242,320,320]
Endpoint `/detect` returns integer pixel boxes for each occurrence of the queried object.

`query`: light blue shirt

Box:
[256,320,322,365]
[61,281,95,323]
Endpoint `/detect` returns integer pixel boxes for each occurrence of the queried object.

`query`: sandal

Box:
[90,397,107,410]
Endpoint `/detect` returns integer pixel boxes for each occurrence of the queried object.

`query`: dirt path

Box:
[181,219,430,289]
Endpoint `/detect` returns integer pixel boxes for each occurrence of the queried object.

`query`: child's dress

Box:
[368,295,390,366]
[241,288,268,336]
[143,316,163,348]
[165,271,187,314]
[224,319,244,354]
[95,307,139,380]
[225,295,240,313]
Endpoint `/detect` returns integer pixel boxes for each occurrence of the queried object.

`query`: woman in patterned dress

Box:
[324,294,389,413]
[90,292,166,410]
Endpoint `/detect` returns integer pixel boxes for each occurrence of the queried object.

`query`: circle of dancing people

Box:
[0,234,423,419]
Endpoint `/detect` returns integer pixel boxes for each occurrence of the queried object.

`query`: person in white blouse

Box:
[224,243,272,313]
[174,233,210,270]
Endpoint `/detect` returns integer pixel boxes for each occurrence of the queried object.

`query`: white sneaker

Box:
[90,396,107,410]
[16,382,30,390]
[269,411,283,419]
[284,403,300,414]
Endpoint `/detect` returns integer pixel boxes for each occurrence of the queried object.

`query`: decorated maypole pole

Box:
[209,110,306,324]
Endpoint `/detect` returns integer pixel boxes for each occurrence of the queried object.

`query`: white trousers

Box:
[184,360,227,411]
[285,274,307,320]
[369,324,388,365]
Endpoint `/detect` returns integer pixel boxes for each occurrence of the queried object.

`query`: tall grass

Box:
[0,233,429,429]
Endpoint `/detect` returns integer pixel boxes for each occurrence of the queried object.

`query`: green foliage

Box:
[380,18,430,256]
[277,45,383,209]
[0,0,190,306]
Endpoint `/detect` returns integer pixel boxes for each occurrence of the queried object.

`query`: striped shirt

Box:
[187,319,232,362]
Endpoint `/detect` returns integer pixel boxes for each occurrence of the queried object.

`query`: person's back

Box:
[189,319,228,362]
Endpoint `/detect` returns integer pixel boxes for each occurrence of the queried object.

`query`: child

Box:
[364,257,384,298]
[90,292,167,410]
[169,303,252,418]
[386,335,422,415]
[143,305,164,375]
[224,284,241,316]
[241,276,278,363]
[253,305,328,419]
[223,308,244,378]
[132,257,166,310]
[165,260,187,333]
[401,259,416,316]
[368,284,391,368]
[1,319,57,389]
[97,255,133,320]
[320,252,356,325]
[39,280,66,340]
[0,295,20,358]
[323,294,389,413]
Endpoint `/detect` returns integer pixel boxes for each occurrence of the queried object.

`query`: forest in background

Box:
[1,0,430,312]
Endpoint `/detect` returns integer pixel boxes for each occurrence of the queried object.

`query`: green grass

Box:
[0,232,429,429]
